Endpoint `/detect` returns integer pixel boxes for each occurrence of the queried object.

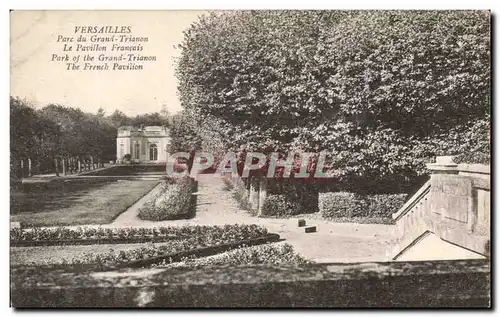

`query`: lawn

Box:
[10,179,159,227]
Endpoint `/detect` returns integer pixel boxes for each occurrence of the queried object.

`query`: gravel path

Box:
[107,174,394,262]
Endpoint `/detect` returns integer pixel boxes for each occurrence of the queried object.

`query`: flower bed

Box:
[10,224,268,247]
[11,231,280,271]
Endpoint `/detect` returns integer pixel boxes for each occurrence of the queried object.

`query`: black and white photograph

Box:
[8,9,491,308]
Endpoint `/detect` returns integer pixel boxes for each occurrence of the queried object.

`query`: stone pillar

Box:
[90,156,94,170]
[20,160,24,178]
[258,177,267,216]
[28,158,32,177]
[249,177,259,211]
[78,160,82,173]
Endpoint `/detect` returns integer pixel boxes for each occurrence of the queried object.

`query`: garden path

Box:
[110,173,394,263]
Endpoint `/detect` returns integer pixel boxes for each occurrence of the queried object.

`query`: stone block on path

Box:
[305,226,316,233]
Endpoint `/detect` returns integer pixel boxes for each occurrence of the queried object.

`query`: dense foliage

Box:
[176,10,490,192]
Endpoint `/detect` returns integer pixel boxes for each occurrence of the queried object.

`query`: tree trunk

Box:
[258,177,267,216]
[54,158,59,177]
[249,177,259,211]
[62,158,67,176]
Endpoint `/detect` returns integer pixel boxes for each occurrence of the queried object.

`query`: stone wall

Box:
[390,156,490,259]
[11,259,490,308]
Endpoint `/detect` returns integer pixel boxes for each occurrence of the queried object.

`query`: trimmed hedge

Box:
[259,179,319,217]
[261,195,300,217]
[138,177,197,221]
[319,192,408,220]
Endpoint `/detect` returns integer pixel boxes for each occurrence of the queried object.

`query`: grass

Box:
[10,179,159,227]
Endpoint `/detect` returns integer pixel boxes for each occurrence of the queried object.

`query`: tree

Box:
[176,10,490,192]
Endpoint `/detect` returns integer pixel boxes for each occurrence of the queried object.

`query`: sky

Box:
[10,10,208,116]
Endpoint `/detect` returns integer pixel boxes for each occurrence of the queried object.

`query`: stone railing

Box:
[389,156,490,260]
[10,259,490,308]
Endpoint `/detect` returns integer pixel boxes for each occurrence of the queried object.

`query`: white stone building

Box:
[116,126,171,163]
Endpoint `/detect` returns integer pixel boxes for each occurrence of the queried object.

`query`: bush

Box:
[319,192,407,220]
[138,178,196,221]
[263,179,319,217]
[261,195,300,217]
[319,192,367,218]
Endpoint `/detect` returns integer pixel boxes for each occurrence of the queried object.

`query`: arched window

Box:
[149,144,158,161]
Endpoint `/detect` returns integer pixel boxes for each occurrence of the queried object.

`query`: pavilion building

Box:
[116,126,171,163]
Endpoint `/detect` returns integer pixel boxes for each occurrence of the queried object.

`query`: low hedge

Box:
[261,195,300,217]
[138,177,197,221]
[319,192,408,220]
